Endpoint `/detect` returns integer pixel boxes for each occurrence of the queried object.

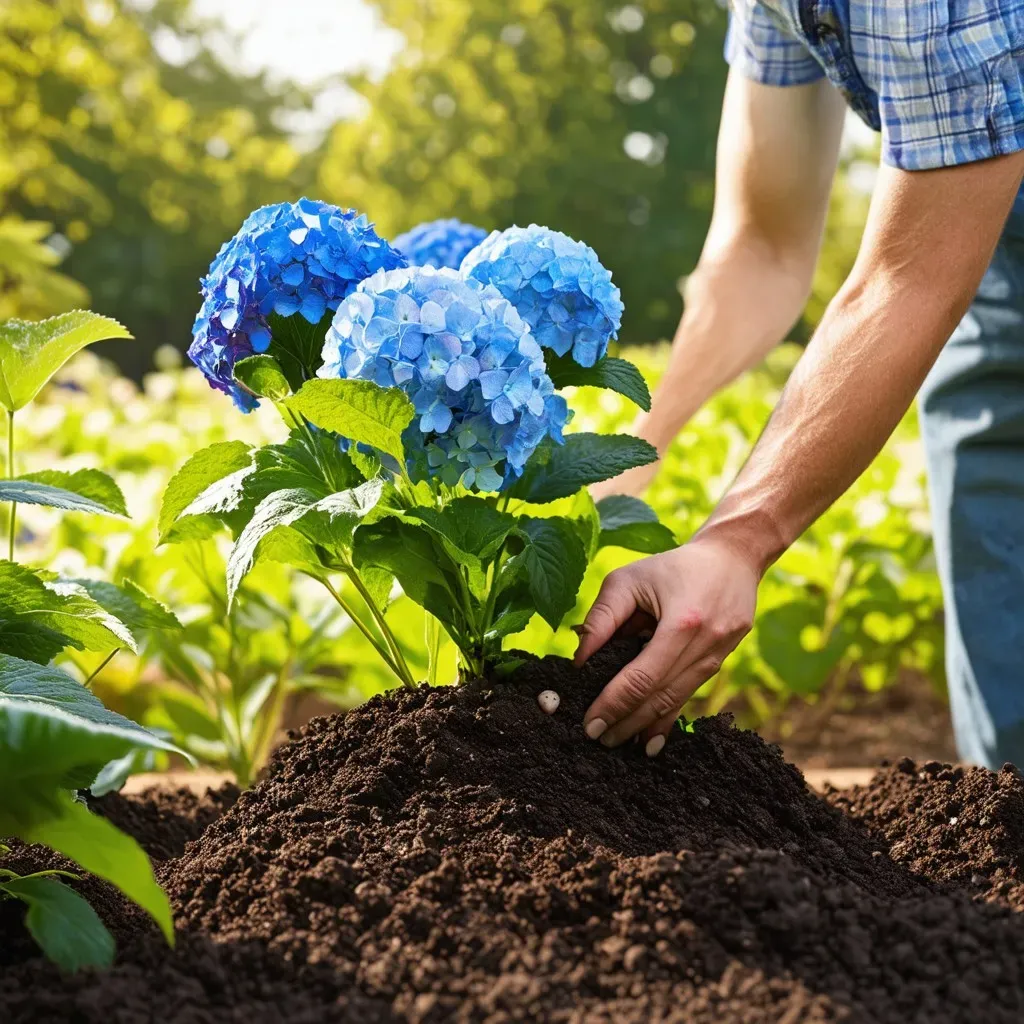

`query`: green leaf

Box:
[287,378,415,465]
[70,580,181,635]
[516,516,588,631]
[254,526,328,579]
[158,441,254,543]
[596,495,677,554]
[266,309,334,393]
[0,562,137,657]
[0,875,115,973]
[407,497,517,565]
[0,311,132,413]
[0,655,185,790]
[353,518,464,630]
[227,478,385,603]
[509,434,658,504]
[544,352,651,411]
[17,792,174,944]
[248,431,362,501]
[756,599,851,696]
[0,470,127,518]
[90,740,165,798]
[233,354,292,401]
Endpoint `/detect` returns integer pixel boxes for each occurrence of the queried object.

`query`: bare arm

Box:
[596,71,845,496]
[579,150,1024,752]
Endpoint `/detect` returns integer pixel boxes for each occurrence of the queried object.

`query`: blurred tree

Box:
[319,0,729,348]
[0,0,315,375]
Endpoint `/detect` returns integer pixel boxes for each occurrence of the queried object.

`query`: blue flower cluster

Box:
[189,198,406,411]
[461,224,623,368]
[392,218,488,271]
[320,266,569,492]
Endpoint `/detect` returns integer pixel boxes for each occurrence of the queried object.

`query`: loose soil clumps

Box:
[3,641,1024,1022]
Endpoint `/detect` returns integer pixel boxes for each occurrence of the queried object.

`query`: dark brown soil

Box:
[3,641,1024,1023]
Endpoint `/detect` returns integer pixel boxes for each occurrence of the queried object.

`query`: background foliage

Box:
[1,0,870,369]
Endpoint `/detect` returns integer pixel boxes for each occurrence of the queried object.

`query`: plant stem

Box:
[6,410,15,562]
[321,578,407,682]
[251,665,290,773]
[341,566,417,689]
[83,649,119,688]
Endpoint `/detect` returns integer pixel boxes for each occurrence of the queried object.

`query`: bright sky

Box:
[189,0,402,84]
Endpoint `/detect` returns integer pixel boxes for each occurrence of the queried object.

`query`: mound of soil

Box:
[3,640,1024,1023]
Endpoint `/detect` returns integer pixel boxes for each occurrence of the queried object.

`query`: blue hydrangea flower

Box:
[392,218,489,271]
[461,224,623,368]
[189,198,406,411]
[320,266,568,491]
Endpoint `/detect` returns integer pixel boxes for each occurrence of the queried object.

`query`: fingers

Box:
[573,570,639,668]
[596,644,729,752]
[582,622,697,740]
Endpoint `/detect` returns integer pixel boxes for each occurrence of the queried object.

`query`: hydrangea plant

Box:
[392,218,488,270]
[173,208,675,680]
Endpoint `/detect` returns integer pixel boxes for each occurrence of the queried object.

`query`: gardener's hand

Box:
[575,535,759,755]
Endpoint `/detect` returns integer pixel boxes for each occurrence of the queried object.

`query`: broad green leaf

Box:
[247,431,361,501]
[509,434,658,504]
[756,599,851,695]
[70,580,181,635]
[294,477,386,550]
[18,792,174,944]
[0,562,137,657]
[255,526,328,579]
[266,309,334,393]
[227,478,384,604]
[158,440,254,543]
[0,875,115,973]
[0,655,186,790]
[544,352,651,411]
[287,378,414,465]
[0,618,69,664]
[407,497,517,565]
[596,495,677,554]
[516,516,588,631]
[0,469,127,518]
[90,741,164,798]
[353,518,464,631]
[233,354,292,400]
[0,312,132,413]
[227,488,321,605]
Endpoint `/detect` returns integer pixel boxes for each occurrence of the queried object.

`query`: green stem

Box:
[6,410,14,562]
[341,566,417,689]
[250,664,291,773]
[83,649,118,688]
[321,578,407,682]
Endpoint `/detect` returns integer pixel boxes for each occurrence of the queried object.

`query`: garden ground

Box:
[2,641,1020,1023]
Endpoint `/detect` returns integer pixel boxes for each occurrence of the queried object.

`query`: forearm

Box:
[696,268,979,571]
[635,238,811,454]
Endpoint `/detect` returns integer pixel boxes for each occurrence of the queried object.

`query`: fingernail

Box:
[584,718,607,741]
[645,735,666,758]
[600,733,616,748]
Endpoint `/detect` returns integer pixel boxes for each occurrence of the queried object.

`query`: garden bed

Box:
[3,640,1022,1023]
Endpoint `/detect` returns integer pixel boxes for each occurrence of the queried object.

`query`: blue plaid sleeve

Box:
[724,3,824,88]
[866,4,1024,171]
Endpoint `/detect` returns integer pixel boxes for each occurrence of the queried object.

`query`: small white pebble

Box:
[949,816,959,825]
[537,690,560,714]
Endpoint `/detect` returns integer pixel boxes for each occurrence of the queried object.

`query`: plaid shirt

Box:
[725,0,1024,173]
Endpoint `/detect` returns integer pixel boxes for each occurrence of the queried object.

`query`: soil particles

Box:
[3,640,1024,1023]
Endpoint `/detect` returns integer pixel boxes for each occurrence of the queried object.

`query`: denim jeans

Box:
[919,197,1024,769]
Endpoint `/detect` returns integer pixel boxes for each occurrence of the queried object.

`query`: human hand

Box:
[574,535,759,756]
